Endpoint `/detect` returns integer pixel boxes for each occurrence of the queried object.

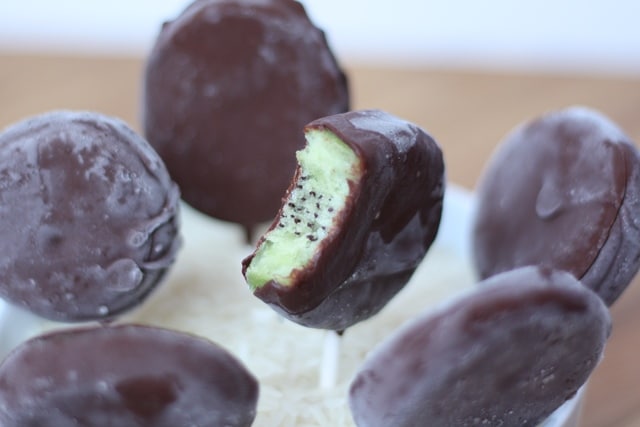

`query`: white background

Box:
[0,0,639,76]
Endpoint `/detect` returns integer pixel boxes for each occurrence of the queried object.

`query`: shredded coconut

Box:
[125,204,476,426]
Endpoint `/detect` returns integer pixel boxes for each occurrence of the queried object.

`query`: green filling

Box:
[245,129,360,290]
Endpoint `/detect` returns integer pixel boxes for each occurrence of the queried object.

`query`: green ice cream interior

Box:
[245,128,361,290]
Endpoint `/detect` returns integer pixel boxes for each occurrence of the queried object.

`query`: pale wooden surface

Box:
[1,53,640,426]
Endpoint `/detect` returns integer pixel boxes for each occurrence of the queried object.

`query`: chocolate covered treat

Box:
[0,111,180,322]
[0,324,258,427]
[473,107,640,305]
[349,266,611,427]
[143,0,349,238]
[242,110,445,330]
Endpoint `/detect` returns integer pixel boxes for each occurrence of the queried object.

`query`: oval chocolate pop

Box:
[143,0,349,238]
[473,106,640,305]
[349,266,611,427]
[0,325,258,427]
[0,111,180,322]
[242,109,445,331]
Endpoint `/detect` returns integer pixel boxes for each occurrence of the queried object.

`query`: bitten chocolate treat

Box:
[242,110,445,331]
[0,325,258,427]
[143,0,349,239]
[0,111,180,322]
[349,266,611,427]
[473,107,640,305]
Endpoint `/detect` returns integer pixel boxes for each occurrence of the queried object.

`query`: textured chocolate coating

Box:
[243,110,445,330]
[143,0,349,237]
[0,325,258,427]
[349,266,611,427]
[0,111,180,322]
[473,107,640,305]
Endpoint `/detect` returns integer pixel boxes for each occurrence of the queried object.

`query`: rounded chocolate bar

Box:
[0,325,258,426]
[143,0,349,238]
[242,110,444,330]
[0,111,180,322]
[349,266,611,427]
[473,107,640,305]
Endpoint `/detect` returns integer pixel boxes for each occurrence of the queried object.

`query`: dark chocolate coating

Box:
[0,325,258,427]
[349,266,611,427]
[243,110,445,330]
[143,0,349,236]
[473,107,640,305]
[0,111,180,322]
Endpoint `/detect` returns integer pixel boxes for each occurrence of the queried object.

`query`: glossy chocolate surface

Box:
[473,107,640,305]
[0,111,180,321]
[0,325,258,427]
[243,110,444,330]
[143,0,349,237]
[349,266,611,427]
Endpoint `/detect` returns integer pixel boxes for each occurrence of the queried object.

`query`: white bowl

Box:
[0,184,584,426]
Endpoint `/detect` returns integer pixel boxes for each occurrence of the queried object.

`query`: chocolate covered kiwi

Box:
[0,325,258,427]
[0,111,180,322]
[242,110,445,330]
[473,106,640,305]
[143,0,349,238]
[349,266,611,427]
